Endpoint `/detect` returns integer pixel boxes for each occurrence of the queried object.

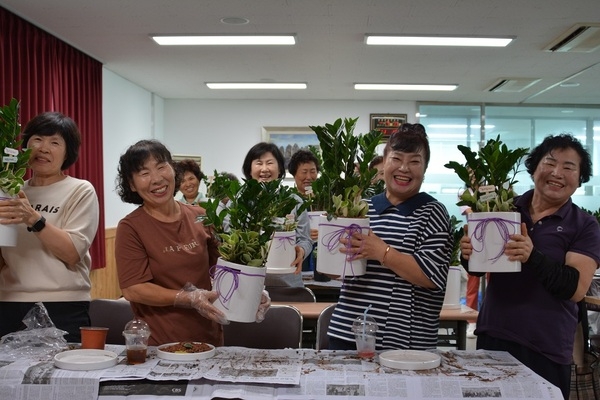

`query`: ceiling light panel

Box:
[206,83,307,89]
[365,35,513,47]
[152,35,296,45]
[355,84,458,91]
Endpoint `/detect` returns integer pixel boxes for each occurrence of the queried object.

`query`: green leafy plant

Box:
[449,215,464,266]
[202,177,307,267]
[270,214,297,232]
[202,171,241,235]
[0,99,31,196]
[331,186,369,218]
[308,117,382,219]
[581,207,600,224]
[444,136,529,212]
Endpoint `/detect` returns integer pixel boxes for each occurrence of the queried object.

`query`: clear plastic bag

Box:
[0,302,68,360]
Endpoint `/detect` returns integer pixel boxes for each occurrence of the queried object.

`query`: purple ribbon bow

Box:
[273,233,295,251]
[210,264,264,309]
[469,216,520,263]
[320,222,368,278]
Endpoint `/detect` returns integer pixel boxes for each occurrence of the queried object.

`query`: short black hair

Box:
[368,155,383,169]
[383,123,430,168]
[288,149,320,176]
[175,159,205,182]
[22,112,81,170]
[241,142,285,180]
[525,133,592,186]
[116,139,175,204]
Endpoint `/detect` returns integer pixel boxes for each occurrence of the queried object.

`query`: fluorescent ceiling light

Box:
[427,133,470,139]
[152,35,296,45]
[366,35,513,47]
[206,83,307,89]
[355,84,457,91]
[427,124,496,129]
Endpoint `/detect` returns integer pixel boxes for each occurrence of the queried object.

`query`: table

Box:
[303,272,343,302]
[438,305,478,350]
[272,301,478,350]
[304,281,342,302]
[585,295,600,306]
[0,346,563,399]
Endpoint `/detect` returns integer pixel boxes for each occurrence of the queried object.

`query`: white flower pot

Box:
[443,266,462,310]
[212,258,266,323]
[307,211,324,231]
[0,189,18,247]
[265,231,296,274]
[316,215,370,277]
[467,211,521,273]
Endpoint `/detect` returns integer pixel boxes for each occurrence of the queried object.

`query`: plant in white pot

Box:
[308,117,382,277]
[264,214,298,274]
[201,177,304,322]
[0,98,32,246]
[443,215,466,309]
[444,136,529,272]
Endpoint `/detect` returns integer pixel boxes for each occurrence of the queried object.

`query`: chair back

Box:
[316,303,336,350]
[223,305,303,349]
[265,286,316,302]
[89,298,134,345]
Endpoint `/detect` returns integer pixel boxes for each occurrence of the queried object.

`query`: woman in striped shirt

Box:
[327,123,453,350]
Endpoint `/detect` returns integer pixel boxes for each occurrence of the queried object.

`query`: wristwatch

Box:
[27,216,46,232]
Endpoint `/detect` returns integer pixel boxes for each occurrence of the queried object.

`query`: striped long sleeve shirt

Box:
[328,192,452,350]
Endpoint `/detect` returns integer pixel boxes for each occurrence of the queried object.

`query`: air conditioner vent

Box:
[544,23,600,53]
[487,78,541,93]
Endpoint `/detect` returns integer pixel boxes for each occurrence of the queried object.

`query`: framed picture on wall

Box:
[370,113,407,138]
[172,154,202,169]
[262,126,319,171]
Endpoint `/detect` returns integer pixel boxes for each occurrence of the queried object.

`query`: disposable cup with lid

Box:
[122,319,151,365]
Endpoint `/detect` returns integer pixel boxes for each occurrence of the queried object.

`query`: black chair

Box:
[265,286,316,302]
[89,298,134,345]
[223,305,303,349]
[315,303,336,350]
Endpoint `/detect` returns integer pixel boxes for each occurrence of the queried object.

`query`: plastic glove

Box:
[255,289,271,323]
[174,282,229,325]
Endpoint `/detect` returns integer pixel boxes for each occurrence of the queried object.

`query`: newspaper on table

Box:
[0,346,563,400]
[0,346,301,400]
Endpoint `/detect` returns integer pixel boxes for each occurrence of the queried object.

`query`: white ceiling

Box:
[2,0,600,104]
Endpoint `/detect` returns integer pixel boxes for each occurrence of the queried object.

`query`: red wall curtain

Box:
[1,6,105,269]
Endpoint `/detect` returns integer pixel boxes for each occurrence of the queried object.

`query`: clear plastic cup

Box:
[122,319,151,365]
[352,315,377,359]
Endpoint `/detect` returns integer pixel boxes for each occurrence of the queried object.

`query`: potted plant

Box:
[307,117,382,277]
[0,99,31,197]
[444,136,529,273]
[201,177,304,322]
[443,215,465,309]
[264,214,298,274]
[0,98,32,246]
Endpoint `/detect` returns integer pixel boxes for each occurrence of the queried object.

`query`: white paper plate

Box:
[378,350,441,370]
[54,349,118,371]
[266,266,296,275]
[156,342,216,361]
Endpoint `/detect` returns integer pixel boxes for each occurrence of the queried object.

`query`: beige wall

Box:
[90,228,121,299]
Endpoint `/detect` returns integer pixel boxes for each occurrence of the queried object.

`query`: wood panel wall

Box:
[90,227,122,299]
